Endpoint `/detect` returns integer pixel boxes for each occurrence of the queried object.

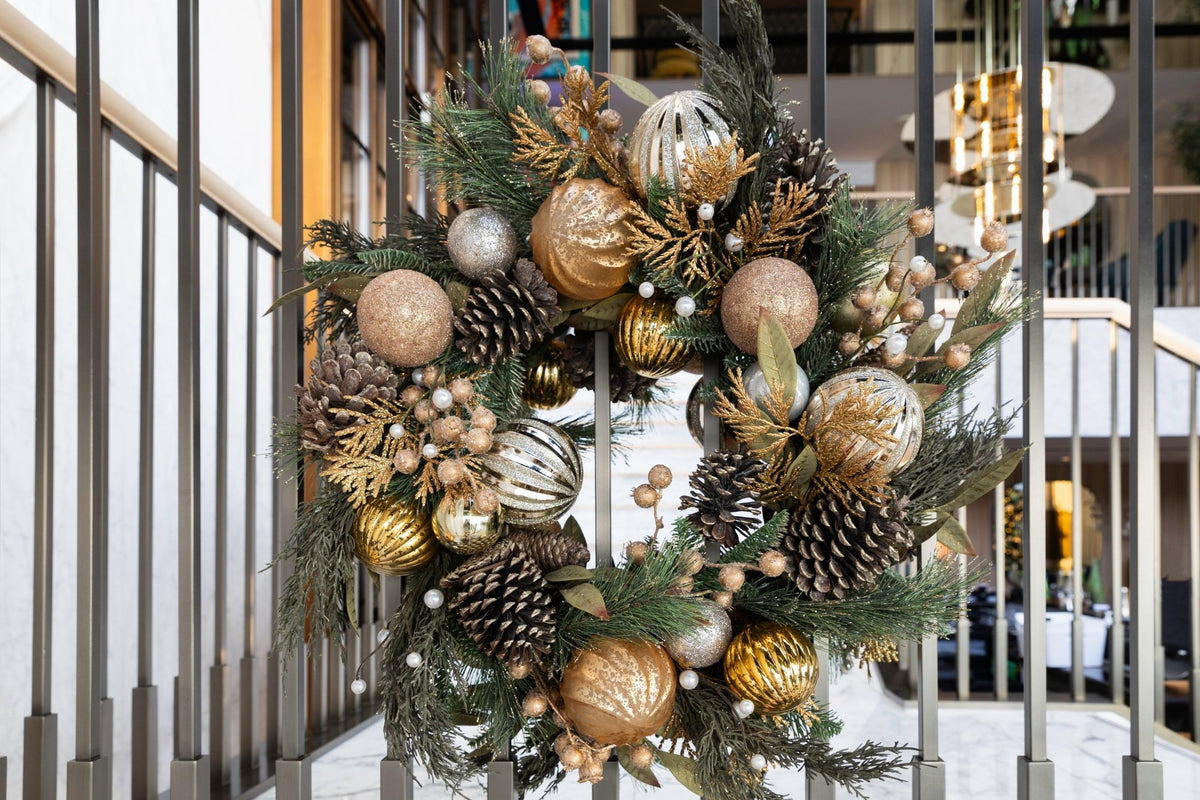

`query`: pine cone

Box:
[509,522,591,572]
[782,492,914,601]
[440,540,557,670]
[678,451,765,547]
[455,259,559,366]
[775,129,848,264]
[294,339,399,452]
[562,332,658,404]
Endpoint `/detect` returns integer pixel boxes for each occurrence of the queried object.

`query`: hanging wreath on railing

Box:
[270,1,1029,797]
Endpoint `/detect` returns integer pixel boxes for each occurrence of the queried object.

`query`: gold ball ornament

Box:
[432,494,502,554]
[356,270,454,367]
[560,638,677,746]
[614,295,692,378]
[664,600,733,669]
[720,258,818,354]
[476,418,583,525]
[522,346,578,410]
[352,497,438,576]
[723,622,820,715]
[628,90,736,201]
[446,207,518,279]
[803,367,924,479]
[530,178,638,301]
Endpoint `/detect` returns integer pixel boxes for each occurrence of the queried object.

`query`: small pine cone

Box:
[775,129,849,265]
[562,331,658,403]
[508,523,591,572]
[455,259,559,366]
[678,451,765,547]
[294,339,399,451]
[441,540,557,670]
[782,492,914,601]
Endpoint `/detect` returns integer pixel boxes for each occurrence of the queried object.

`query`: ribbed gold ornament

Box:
[614,295,692,378]
[522,345,578,410]
[560,638,676,746]
[723,622,819,715]
[431,495,502,555]
[476,418,583,526]
[352,497,438,576]
[529,178,637,301]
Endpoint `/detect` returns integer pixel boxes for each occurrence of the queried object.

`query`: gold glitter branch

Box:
[712,367,795,462]
[800,380,898,503]
[511,106,581,183]
[625,196,721,286]
[679,133,760,208]
[732,180,819,262]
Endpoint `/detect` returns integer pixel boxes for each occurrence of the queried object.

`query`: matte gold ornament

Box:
[446,207,519,279]
[522,345,578,410]
[720,258,818,354]
[477,418,583,525]
[530,178,637,301]
[560,638,676,746]
[352,497,438,575]
[628,90,735,200]
[664,600,732,669]
[614,295,692,378]
[802,367,924,479]
[723,622,819,715]
[356,270,454,367]
[431,495,502,555]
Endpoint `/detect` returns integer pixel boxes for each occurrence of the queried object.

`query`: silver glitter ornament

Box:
[628,90,736,201]
[476,418,583,526]
[664,600,732,669]
[447,207,518,279]
[742,362,811,424]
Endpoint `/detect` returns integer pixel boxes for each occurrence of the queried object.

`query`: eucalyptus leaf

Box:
[911,512,951,546]
[562,516,587,546]
[905,321,941,357]
[954,250,1015,334]
[597,72,660,106]
[655,750,704,796]
[346,581,359,631]
[785,446,819,490]
[583,293,635,322]
[935,322,1006,355]
[544,565,594,585]
[561,583,610,620]
[755,309,799,415]
[565,313,612,332]
[910,383,947,409]
[265,271,368,314]
[936,514,976,556]
[931,448,1025,513]
[617,746,662,788]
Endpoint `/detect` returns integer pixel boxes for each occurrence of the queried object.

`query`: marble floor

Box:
[259,667,1200,800]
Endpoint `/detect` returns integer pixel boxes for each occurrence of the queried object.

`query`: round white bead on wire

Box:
[422,443,438,459]
[909,255,929,272]
[406,652,424,669]
[678,669,700,690]
[431,388,454,410]
[885,333,908,355]
[411,367,426,386]
[389,423,406,439]
[350,678,367,695]
[750,754,767,771]
[638,282,655,299]
[697,202,715,221]
[736,699,755,717]
[928,312,946,331]
[423,588,445,609]
[675,296,697,317]
[725,233,744,253]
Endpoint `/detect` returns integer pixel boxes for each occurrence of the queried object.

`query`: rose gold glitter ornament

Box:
[356,270,454,367]
[720,258,818,354]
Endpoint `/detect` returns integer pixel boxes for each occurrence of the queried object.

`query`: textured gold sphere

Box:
[614,295,692,378]
[719,258,818,354]
[431,495,502,555]
[628,90,735,200]
[356,270,454,367]
[560,638,676,746]
[723,622,819,715]
[802,367,924,480]
[352,497,438,575]
[522,345,578,410]
[446,207,518,279]
[530,178,637,301]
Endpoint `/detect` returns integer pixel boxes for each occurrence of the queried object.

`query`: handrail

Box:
[0,0,283,252]
[852,186,1200,201]
[934,296,1200,367]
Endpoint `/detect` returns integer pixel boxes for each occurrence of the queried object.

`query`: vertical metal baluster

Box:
[1070,320,1085,702]
[1109,320,1124,706]
[311,641,327,736]
[240,237,259,771]
[700,0,722,465]
[993,350,1008,702]
[174,0,212,796]
[956,395,970,702]
[267,253,282,762]
[98,122,114,790]
[212,213,231,787]
[1189,366,1199,738]
[1124,0,1163,794]
[912,1,942,796]
[67,1,111,797]
[277,0,311,796]
[132,155,159,800]
[1018,0,1053,794]
[25,71,58,800]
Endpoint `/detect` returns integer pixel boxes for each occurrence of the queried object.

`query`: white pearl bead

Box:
[422,443,438,459]
[423,589,445,609]
[750,754,767,771]
[675,296,696,317]
[638,281,655,299]
[431,388,454,410]
[389,423,406,439]
[927,312,946,331]
[406,652,423,669]
[725,233,744,253]
[697,202,715,221]
[885,333,908,355]
[909,255,929,272]
[678,669,700,690]
[411,367,425,386]
[737,699,755,717]
[350,678,367,695]
[376,628,389,644]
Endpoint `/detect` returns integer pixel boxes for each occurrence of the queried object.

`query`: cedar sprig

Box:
[799,379,898,504]
[626,195,723,288]
[679,133,761,208]
[743,179,820,262]
[712,367,796,461]
[510,106,580,183]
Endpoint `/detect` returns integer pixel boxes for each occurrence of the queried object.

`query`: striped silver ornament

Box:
[628,90,736,201]
[476,418,583,525]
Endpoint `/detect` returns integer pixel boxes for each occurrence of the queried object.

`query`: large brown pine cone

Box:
[455,259,559,366]
[294,339,400,451]
[440,540,557,670]
[561,331,658,404]
[782,491,913,601]
[678,451,765,548]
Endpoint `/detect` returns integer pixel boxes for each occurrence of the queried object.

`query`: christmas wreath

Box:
[270,2,1027,797]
